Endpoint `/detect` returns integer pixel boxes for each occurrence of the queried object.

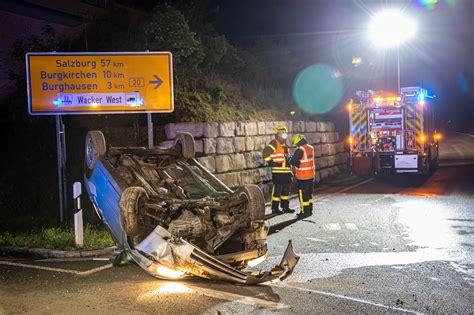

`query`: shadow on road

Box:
[268,216,308,235]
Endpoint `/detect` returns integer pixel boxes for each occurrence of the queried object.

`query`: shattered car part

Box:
[84,130,299,283]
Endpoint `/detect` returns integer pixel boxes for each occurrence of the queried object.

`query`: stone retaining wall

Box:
[160,120,348,194]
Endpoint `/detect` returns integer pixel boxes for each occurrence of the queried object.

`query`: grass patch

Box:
[0,224,114,250]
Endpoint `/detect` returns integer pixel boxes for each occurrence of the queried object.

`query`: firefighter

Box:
[289,134,315,218]
[263,125,294,215]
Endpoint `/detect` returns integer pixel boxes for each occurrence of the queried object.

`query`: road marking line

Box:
[458,132,474,138]
[333,177,375,194]
[306,237,327,242]
[0,261,113,276]
[78,263,113,276]
[344,223,358,230]
[194,287,289,310]
[274,284,423,314]
[324,223,341,231]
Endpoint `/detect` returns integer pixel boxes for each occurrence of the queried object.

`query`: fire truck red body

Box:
[348,87,440,175]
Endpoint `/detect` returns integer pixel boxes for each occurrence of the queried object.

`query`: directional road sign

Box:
[26,52,173,115]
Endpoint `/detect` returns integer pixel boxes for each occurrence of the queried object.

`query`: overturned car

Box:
[84,131,298,284]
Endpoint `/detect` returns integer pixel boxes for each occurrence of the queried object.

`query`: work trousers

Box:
[271,173,292,211]
[296,178,314,214]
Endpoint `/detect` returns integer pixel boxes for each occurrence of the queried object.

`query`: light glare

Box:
[369,10,417,47]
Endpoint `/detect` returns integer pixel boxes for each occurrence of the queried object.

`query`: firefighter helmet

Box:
[292,134,305,145]
[275,125,288,134]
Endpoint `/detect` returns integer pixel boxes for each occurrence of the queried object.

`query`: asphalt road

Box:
[1,133,473,314]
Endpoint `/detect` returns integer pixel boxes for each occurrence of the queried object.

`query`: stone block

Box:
[258,167,273,182]
[216,138,235,154]
[195,140,203,153]
[327,155,337,167]
[219,122,235,137]
[241,169,261,185]
[286,121,293,133]
[233,153,247,171]
[306,133,321,144]
[234,137,246,152]
[305,121,317,132]
[266,121,277,135]
[339,164,349,172]
[327,121,335,132]
[328,143,337,156]
[216,172,241,188]
[319,168,330,180]
[236,122,246,136]
[203,138,217,154]
[293,121,305,132]
[315,157,328,169]
[257,122,266,135]
[320,133,327,143]
[321,144,329,155]
[203,122,218,138]
[244,151,264,169]
[317,121,331,132]
[197,156,216,173]
[244,122,258,136]
[165,122,203,139]
[325,132,334,143]
[245,137,255,151]
[326,132,339,143]
[313,144,322,157]
[215,155,233,173]
[336,142,345,153]
[254,136,267,151]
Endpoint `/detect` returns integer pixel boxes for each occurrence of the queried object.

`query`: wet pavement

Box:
[1,133,473,314]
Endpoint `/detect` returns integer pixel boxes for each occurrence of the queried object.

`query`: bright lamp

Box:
[369,10,417,47]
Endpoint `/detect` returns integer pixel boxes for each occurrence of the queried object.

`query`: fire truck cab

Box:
[348,87,440,175]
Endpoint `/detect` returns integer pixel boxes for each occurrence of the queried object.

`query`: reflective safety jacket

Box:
[263,139,291,174]
[291,143,315,179]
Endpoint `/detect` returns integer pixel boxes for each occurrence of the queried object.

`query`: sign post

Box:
[26,52,174,222]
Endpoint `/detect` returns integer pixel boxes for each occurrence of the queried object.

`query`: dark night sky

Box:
[213,0,474,129]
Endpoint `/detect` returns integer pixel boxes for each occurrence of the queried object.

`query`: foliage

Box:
[0,225,114,250]
[145,4,205,67]
[8,25,60,86]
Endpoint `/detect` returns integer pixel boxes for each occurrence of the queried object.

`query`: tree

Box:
[145,4,204,68]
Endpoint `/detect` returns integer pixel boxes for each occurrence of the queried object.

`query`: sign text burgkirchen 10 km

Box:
[26,52,173,115]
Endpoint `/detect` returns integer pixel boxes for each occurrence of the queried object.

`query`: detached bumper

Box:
[129,226,299,284]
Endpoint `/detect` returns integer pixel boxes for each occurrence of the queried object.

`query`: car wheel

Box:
[239,185,265,221]
[120,186,148,237]
[85,130,106,177]
[174,132,195,159]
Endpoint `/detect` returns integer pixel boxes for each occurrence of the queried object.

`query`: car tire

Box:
[85,130,106,177]
[174,132,195,159]
[120,186,148,237]
[239,184,265,221]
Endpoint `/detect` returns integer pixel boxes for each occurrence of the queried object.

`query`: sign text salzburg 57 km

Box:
[26,52,173,115]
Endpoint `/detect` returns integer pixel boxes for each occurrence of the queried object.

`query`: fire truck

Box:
[348,87,441,175]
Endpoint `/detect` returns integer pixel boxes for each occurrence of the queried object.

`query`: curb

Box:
[0,246,118,258]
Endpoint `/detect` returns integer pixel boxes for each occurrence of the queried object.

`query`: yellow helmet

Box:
[292,134,304,145]
[275,124,288,134]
